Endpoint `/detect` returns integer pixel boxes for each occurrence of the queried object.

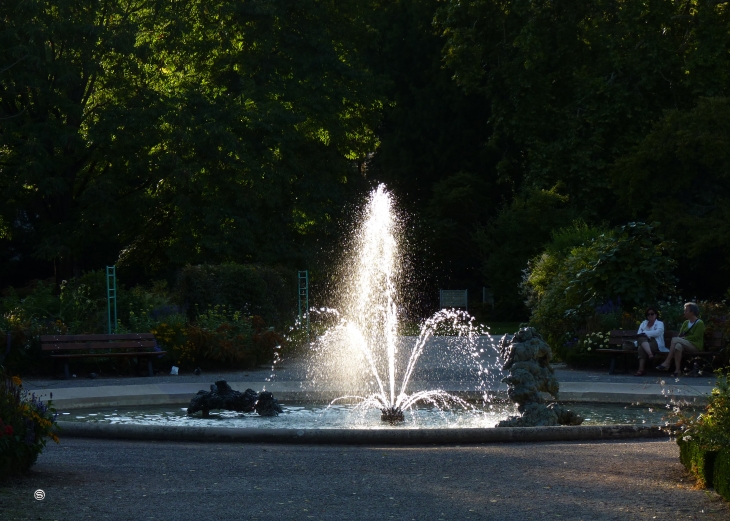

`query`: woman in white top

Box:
[635,307,666,376]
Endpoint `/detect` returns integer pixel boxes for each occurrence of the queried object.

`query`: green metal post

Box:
[298,270,309,339]
[106,266,117,334]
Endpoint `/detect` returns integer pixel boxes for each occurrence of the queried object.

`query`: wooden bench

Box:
[596,330,726,375]
[41,334,165,379]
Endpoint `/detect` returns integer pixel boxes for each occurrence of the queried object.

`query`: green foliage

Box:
[436,0,730,301]
[613,97,730,294]
[714,449,730,502]
[366,0,498,204]
[566,222,677,313]
[523,220,608,307]
[0,266,291,373]
[677,369,730,489]
[0,274,107,372]
[678,438,718,489]
[0,0,386,277]
[177,308,281,369]
[176,264,294,327]
[423,172,499,291]
[0,371,58,479]
[437,0,730,217]
[474,186,574,319]
[524,222,677,348]
[679,371,730,451]
[4,0,730,316]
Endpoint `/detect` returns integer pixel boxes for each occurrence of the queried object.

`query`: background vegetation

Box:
[2,0,730,359]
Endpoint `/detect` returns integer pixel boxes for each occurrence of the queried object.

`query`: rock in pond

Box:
[187,380,283,418]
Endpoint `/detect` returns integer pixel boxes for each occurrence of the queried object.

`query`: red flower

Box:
[4,425,13,436]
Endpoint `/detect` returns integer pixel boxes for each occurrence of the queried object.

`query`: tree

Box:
[0,0,387,285]
[613,97,730,298]
[437,0,730,217]
[0,0,174,283]
[473,186,574,319]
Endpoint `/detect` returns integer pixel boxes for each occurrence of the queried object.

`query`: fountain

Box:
[306,184,494,423]
[55,184,679,443]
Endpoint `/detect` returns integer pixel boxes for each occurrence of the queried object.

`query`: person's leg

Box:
[673,348,683,375]
[637,344,646,373]
[672,338,698,376]
[637,341,651,374]
[640,341,652,358]
[657,339,679,370]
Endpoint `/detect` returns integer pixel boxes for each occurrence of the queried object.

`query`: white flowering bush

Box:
[577,331,610,353]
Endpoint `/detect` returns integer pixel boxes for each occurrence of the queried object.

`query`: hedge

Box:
[714,449,730,502]
[176,264,295,327]
[677,438,718,488]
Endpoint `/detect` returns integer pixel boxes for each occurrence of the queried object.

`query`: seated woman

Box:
[635,307,666,376]
[656,302,705,377]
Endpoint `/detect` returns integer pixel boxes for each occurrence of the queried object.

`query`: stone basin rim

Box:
[55,421,672,445]
[49,389,709,410]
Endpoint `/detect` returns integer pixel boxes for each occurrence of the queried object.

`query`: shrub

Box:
[524,221,677,352]
[714,449,730,502]
[677,437,718,488]
[677,369,730,488]
[174,306,283,369]
[0,274,185,373]
[176,264,295,328]
[0,370,58,479]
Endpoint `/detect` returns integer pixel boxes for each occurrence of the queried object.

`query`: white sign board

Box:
[440,289,468,310]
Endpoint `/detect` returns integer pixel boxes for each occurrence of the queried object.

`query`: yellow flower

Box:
[51,433,60,443]
[11,375,22,387]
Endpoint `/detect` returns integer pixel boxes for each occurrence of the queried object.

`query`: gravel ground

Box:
[1,438,728,520]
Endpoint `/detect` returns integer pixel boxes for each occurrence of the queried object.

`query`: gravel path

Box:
[1,438,728,520]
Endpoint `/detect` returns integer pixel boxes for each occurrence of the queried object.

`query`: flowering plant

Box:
[0,369,59,479]
[577,331,610,353]
[677,369,730,450]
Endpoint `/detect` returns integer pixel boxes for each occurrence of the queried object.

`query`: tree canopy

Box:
[2,0,730,317]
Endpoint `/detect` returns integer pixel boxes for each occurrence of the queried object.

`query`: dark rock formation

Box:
[187,380,283,417]
[496,327,583,427]
[254,391,284,417]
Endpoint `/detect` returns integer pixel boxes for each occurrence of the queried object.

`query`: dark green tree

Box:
[0,0,387,285]
[613,97,730,297]
[0,0,173,282]
[473,186,574,319]
[437,0,730,216]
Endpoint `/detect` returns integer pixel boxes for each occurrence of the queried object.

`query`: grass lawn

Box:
[482,322,524,335]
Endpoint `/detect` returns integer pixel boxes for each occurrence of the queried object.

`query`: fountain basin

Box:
[55,421,671,444]
[59,401,688,429]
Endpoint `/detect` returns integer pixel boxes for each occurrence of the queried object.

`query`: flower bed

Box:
[0,371,58,479]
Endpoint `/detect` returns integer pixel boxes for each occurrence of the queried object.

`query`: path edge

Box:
[55,422,671,445]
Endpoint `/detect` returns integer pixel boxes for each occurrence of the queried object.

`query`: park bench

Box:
[596,330,726,375]
[41,333,165,379]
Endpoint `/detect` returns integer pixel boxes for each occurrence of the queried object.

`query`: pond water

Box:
[60,401,689,430]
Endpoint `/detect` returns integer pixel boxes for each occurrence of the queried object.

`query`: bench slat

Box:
[50,351,166,359]
[42,341,156,351]
[40,334,155,342]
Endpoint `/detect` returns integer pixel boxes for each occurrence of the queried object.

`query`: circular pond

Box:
[60,401,685,430]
